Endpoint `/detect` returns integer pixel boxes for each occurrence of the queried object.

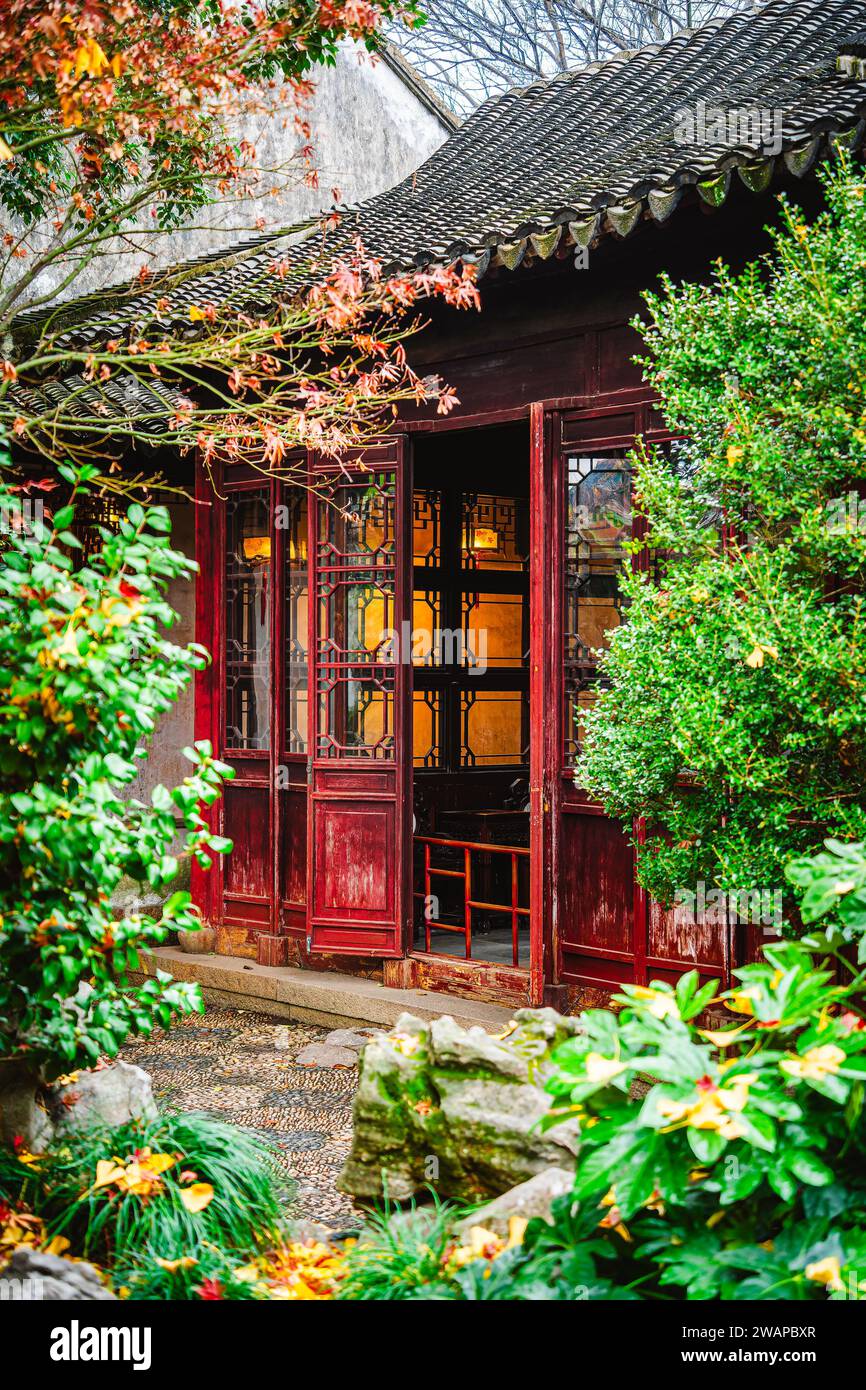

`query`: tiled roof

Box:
[12,0,866,368]
[9,372,192,431]
[348,0,866,271]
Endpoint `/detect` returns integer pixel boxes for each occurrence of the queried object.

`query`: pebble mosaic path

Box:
[119,1009,373,1230]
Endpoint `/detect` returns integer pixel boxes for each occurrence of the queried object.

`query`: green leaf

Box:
[785,1150,834,1186]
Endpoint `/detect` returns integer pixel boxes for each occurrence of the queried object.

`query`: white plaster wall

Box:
[128,502,197,809]
[32,44,451,304]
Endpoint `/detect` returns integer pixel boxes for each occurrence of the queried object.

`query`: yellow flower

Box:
[657,1073,757,1136]
[724,988,759,1016]
[631,985,679,1020]
[698,1021,752,1046]
[717,1072,759,1113]
[744,643,778,669]
[780,1044,846,1082]
[727,445,744,463]
[449,1216,527,1271]
[390,1033,421,1057]
[15,1148,43,1167]
[179,1182,214,1213]
[99,594,143,629]
[584,1052,627,1084]
[805,1256,845,1292]
[43,1235,70,1257]
[155,1256,198,1272]
[597,1189,631,1241]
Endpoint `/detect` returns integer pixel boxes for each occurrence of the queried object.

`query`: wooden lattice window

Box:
[224,487,271,751]
[563,454,631,766]
[316,473,397,759]
[413,486,529,770]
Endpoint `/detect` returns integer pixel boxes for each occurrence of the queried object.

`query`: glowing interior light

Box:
[242,535,271,563]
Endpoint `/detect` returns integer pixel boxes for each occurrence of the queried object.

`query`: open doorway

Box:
[410,422,531,968]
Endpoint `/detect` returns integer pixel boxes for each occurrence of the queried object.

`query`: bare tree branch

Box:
[395,0,754,115]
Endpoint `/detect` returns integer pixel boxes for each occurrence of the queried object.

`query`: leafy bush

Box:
[336,1189,638,1301]
[333,850,866,1302]
[536,942,866,1299]
[786,839,866,959]
[0,455,233,1075]
[337,1194,456,1301]
[0,1110,289,1298]
[579,155,866,913]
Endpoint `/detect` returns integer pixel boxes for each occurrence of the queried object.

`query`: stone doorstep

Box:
[131,947,513,1033]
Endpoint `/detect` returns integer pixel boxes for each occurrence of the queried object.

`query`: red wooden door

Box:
[192,453,310,957]
[533,398,732,1002]
[306,439,411,956]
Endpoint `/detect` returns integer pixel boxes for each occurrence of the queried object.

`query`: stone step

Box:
[134,947,513,1033]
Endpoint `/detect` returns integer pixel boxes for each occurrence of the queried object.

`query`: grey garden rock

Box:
[338,1007,583,1204]
[0,1067,53,1150]
[295,1042,359,1068]
[323,1028,378,1051]
[454,1166,575,1239]
[1,1247,116,1300]
[52,1061,158,1134]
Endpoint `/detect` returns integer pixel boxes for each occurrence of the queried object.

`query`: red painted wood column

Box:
[529,402,563,1007]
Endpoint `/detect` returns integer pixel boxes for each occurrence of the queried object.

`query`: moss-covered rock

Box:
[338,1008,582,1204]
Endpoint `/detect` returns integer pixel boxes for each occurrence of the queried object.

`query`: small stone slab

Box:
[294,1042,359,1069]
[3,1248,116,1300]
[323,1028,377,1051]
[454,1167,575,1239]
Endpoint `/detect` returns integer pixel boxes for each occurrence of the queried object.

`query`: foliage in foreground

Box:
[335,848,866,1301]
[0,458,232,1075]
[579,155,866,916]
[0,1109,298,1300]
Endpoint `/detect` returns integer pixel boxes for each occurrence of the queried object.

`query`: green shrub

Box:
[578,155,866,915]
[0,452,233,1076]
[335,1188,638,1301]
